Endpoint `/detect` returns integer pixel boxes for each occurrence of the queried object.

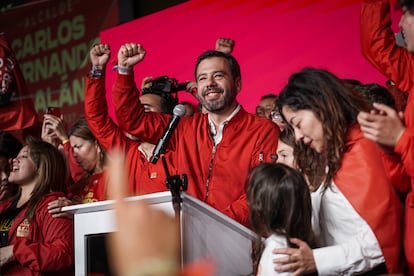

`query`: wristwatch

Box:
[89,65,104,78]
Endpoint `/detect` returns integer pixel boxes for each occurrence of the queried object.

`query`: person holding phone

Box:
[42,107,66,148]
[42,114,108,215]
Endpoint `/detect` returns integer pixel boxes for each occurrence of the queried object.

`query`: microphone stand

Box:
[160,154,187,217]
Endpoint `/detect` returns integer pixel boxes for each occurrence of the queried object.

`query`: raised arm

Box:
[361,0,414,94]
[112,43,172,145]
[84,43,130,152]
[215,37,235,54]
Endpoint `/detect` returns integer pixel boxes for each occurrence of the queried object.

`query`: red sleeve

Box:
[62,141,84,184]
[221,193,249,226]
[13,196,74,272]
[335,128,402,273]
[361,0,414,196]
[381,151,411,193]
[360,0,414,94]
[84,76,130,152]
[395,128,414,179]
[112,73,172,146]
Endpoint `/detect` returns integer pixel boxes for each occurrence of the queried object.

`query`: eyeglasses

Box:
[270,111,282,121]
[256,106,274,116]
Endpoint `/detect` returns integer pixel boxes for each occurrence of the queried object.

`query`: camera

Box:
[143,75,189,95]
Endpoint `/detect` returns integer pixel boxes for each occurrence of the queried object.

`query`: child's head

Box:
[247,163,315,274]
[276,128,296,168]
[248,163,312,239]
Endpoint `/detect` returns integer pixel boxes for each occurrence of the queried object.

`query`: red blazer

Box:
[61,133,107,203]
[0,193,74,275]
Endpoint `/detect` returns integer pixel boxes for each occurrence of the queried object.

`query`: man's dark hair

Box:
[354,83,396,109]
[141,90,178,115]
[342,78,363,89]
[398,0,414,13]
[159,93,178,114]
[260,94,278,101]
[194,50,241,80]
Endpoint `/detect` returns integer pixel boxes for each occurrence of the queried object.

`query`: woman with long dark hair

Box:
[0,138,73,275]
[273,68,402,275]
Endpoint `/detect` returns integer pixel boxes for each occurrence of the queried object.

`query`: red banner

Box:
[0,32,36,132]
[0,0,118,136]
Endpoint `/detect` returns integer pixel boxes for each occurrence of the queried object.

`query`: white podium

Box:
[63,191,256,276]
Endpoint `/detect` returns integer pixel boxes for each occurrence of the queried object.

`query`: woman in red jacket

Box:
[0,138,74,275]
[272,68,402,275]
[66,117,107,203]
[42,116,108,213]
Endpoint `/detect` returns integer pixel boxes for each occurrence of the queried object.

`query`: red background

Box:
[101,0,402,119]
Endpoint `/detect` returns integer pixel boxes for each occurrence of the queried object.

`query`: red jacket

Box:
[334,126,403,273]
[62,142,85,186]
[361,0,414,272]
[0,192,74,276]
[111,74,279,226]
[84,77,169,195]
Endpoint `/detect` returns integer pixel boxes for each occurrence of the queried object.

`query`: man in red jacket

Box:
[84,43,178,197]
[104,43,279,226]
[358,0,414,273]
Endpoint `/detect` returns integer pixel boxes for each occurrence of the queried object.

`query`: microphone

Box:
[150,104,186,164]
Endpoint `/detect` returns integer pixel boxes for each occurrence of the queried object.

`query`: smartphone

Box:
[46,106,61,117]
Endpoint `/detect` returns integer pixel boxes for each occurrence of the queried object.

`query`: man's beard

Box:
[203,97,226,112]
[202,91,237,113]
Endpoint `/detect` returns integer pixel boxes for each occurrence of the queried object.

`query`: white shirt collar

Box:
[208,104,241,145]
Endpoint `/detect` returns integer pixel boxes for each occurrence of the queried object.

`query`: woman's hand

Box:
[47,197,73,218]
[42,114,68,147]
[272,238,316,275]
[0,245,14,267]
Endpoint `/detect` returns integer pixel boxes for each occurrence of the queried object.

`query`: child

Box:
[247,163,317,275]
[275,128,296,168]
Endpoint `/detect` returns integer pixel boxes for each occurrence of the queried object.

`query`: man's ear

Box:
[235,77,242,93]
